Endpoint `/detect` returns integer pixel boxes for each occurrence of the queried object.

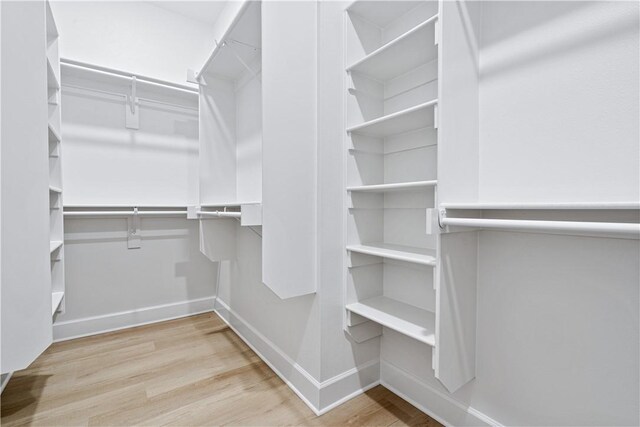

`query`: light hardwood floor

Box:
[1,313,441,426]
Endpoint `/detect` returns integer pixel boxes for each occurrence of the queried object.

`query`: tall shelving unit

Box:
[46,1,65,316]
[344,0,440,355]
[197,0,262,223]
[344,0,475,393]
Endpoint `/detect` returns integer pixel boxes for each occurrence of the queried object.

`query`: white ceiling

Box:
[148,1,228,25]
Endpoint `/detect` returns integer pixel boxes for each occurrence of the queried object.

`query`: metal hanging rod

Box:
[440,216,640,237]
[62,83,198,113]
[197,211,242,219]
[64,209,242,220]
[61,58,198,95]
[64,210,188,218]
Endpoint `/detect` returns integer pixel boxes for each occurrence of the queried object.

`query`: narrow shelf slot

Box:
[346,296,435,346]
[347,15,438,81]
[49,185,62,194]
[347,180,437,193]
[51,291,64,316]
[347,100,437,137]
[347,243,436,266]
[50,240,63,253]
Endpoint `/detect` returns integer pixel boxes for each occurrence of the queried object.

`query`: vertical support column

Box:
[262,1,318,298]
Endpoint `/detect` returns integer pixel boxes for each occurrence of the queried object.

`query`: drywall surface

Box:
[60,73,199,207]
[54,218,217,339]
[216,224,322,380]
[49,1,217,85]
[478,1,639,203]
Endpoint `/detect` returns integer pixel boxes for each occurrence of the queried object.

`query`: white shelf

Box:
[441,201,640,210]
[51,291,64,316]
[49,185,62,194]
[46,1,59,43]
[49,241,63,253]
[347,180,437,193]
[347,100,437,137]
[47,57,60,90]
[347,15,438,81]
[200,201,260,208]
[48,123,61,143]
[198,1,261,82]
[347,243,436,266]
[347,1,423,28]
[346,296,435,346]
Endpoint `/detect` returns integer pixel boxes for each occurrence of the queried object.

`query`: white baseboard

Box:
[53,296,216,342]
[213,298,380,416]
[381,360,502,427]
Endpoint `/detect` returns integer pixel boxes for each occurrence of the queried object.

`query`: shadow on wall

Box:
[210,222,320,387]
[58,218,217,322]
[480,1,639,80]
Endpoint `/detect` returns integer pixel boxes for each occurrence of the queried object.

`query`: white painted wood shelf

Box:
[346,296,436,346]
[49,185,62,193]
[49,241,63,253]
[47,58,60,90]
[347,180,437,193]
[346,15,438,81]
[347,100,437,137]
[347,243,436,266]
[51,291,64,316]
[48,123,61,142]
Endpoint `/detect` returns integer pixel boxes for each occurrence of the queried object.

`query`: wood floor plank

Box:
[1,313,441,427]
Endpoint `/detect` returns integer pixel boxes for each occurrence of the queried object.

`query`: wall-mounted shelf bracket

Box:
[125,76,139,129]
[127,207,141,249]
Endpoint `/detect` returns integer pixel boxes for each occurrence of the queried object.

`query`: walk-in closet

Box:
[1,1,639,425]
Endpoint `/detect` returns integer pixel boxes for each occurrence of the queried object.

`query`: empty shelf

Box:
[346,296,435,346]
[48,123,61,142]
[47,57,60,90]
[347,243,436,266]
[347,100,437,137]
[347,15,438,81]
[51,291,64,316]
[347,180,437,193]
[50,241,63,253]
[49,185,62,193]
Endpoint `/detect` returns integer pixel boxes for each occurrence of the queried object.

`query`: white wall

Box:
[54,218,218,340]
[49,1,218,85]
[478,1,639,203]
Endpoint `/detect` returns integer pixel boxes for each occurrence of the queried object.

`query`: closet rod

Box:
[440,217,640,237]
[197,211,241,219]
[60,58,198,95]
[62,83,199,113]
[64,211,187,217]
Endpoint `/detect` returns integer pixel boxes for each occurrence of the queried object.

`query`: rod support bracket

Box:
[127,207,141,249]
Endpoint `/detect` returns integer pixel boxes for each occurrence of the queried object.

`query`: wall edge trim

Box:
[381,360,503,427]
[214,298,380,415]
[52,296,215,342]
